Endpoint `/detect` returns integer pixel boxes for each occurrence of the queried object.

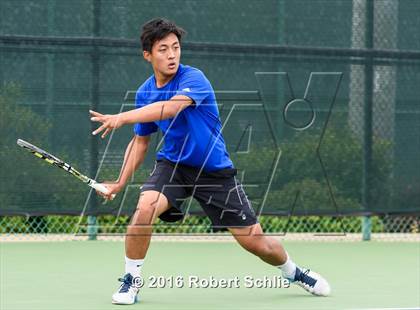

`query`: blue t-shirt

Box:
[133,64,233,172]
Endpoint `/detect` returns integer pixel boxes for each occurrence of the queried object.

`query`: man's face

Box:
[143,33,181,78]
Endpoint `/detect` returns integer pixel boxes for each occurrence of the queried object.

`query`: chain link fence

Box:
[1,0,419,241]
[1,215,419,242]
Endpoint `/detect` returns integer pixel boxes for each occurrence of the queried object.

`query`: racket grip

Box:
[91,182,116,200]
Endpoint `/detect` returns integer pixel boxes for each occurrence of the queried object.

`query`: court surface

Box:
[1,240,419,310]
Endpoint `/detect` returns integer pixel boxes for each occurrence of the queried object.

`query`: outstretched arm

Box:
[90,95,192,138]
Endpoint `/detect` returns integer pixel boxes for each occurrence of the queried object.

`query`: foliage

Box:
[231,126,392,215]
[0,83,395,234]
[4,214,417,234]
[0,83,86,225]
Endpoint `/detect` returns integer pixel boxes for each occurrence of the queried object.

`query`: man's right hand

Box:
[95,182,123,201]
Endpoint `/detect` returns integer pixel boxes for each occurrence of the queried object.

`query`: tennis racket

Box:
[17,139,115,198]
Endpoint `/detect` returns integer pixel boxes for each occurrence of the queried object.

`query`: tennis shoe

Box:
[111,273,140,305]
[285,267,331,296]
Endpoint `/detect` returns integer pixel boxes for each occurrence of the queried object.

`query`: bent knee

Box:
[241,238,274,257]
[130,203,159,226]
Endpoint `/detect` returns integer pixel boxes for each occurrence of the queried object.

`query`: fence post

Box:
[362,0,374,241]
[362,216,372,240]
[88,0,101,241]
[87,216,98,240]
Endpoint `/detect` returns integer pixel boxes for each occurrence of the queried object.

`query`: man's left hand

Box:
[90,110,124,138]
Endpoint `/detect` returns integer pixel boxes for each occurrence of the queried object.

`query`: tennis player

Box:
[90,18,330,305]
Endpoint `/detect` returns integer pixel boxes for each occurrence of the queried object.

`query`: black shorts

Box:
[140,159,258,231]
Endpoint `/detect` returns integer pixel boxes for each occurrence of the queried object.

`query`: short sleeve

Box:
[133,86,158,136]
[175,69,212,107]
[133,122,158,136]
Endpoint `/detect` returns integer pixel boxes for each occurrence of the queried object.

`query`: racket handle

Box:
[91,182,116,200]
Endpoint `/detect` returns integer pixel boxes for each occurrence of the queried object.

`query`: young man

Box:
[90,18,330,305]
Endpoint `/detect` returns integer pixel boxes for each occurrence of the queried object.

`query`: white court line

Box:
[347,308,420,310]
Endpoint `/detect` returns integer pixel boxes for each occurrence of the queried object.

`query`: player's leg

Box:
[194,171,330,297]
[112,190,171,305]
[113,159,190,305]
[228,223,287,265]
[126,190,170,259]
[229,223,331,296]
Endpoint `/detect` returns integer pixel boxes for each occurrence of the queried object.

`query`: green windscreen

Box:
[1,0,419,217]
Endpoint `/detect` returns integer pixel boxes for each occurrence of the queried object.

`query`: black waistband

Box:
[158,158,237,178]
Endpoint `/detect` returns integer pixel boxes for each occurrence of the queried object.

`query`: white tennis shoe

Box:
[111,273,140,305]
[285,267,331,296]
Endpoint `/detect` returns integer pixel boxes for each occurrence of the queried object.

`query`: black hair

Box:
[140,18,186,52]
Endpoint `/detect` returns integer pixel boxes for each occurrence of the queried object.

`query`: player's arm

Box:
[90,95,192,138]
[97,135,151,200]
[120,95,193,124]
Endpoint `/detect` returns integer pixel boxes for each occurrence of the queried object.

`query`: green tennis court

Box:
[1,240,419,310]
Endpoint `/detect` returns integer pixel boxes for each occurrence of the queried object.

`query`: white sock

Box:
[125,256,144,278]
[277,252,297,279]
